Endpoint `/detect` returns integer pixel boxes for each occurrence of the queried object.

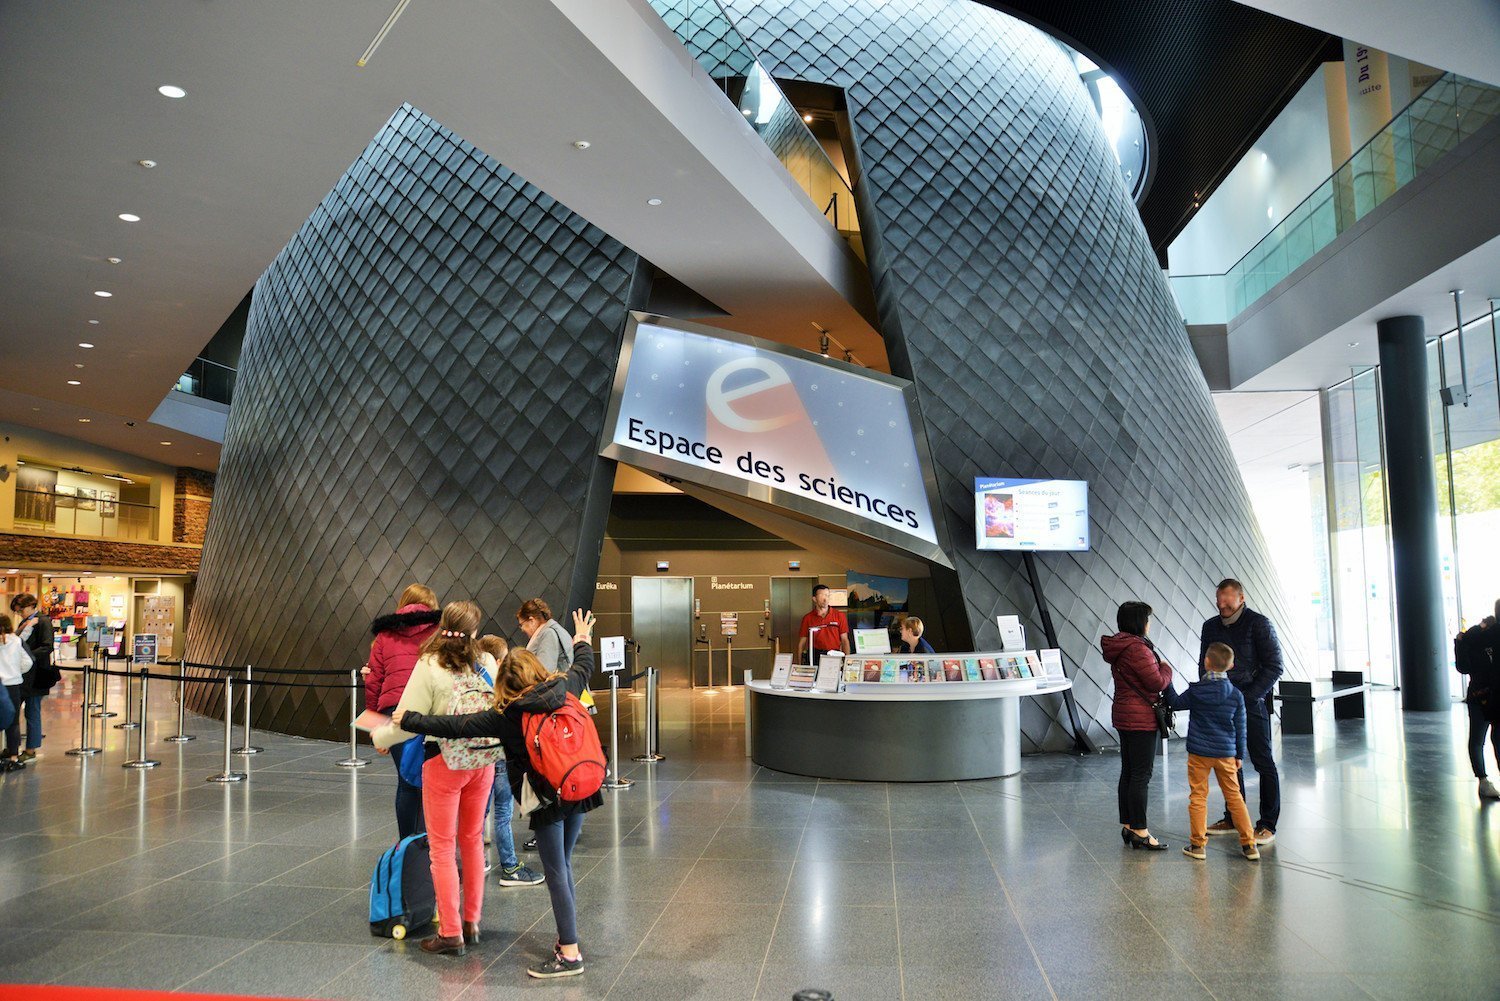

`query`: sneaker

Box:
[497,863,544,887]
[523,836,538,852]
[1,759,22,773]
[527,954,584,979]
[1253,828,1276,846]
[18,749,37,763]
[1182,844,1206,860]
[1205,819,1237,836]
[483,858,493,874]
[1242,844,1261,861]
[1479,778,1500,800]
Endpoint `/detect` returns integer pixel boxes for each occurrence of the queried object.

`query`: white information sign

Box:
[601,315,946,563]
[1040,648,1066,680]
[813,652,843,693]
[997,615,1026,652]
[600,636,626,674]
[770,653,793,689]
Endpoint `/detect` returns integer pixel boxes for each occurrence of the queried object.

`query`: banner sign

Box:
[601,315,946,563]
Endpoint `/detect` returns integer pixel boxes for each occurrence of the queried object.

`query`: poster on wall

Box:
[99,491,117,518]
[601,314,949,566]
[844,572,908,632]
[15,465,58,522]
[77,488,98,512]
[55,485,77,508]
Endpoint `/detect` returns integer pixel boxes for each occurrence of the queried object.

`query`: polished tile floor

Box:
[2,670,1499,1000]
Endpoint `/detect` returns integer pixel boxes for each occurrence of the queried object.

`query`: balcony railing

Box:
[1171,73,1500,325]
[176,356,237,406]
[13,488,158,542]
[647,0,859,240]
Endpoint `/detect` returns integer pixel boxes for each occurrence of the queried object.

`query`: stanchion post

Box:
[86,647,102,709]
[601,672,632,790]
[123,667,161,769]
[165,660,196,742]
[336,668,367,768]
[92,653,116,718]
[113,660,139,730]
[207,674,247,783]
[632,666,664,763]
[232,664,264,755]
[66,661,103,757]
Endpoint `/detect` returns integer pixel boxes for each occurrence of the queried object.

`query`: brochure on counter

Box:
[836,652,1068,687]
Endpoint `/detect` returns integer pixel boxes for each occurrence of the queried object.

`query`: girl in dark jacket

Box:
[397,609,603,980]
[1100,600,1174,850]
[365,584,441,839]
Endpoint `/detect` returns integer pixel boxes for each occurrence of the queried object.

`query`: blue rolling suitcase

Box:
[369,833,436,939]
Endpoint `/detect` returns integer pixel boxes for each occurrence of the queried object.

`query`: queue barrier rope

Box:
[54,664,356,690]
[158,659,354,677]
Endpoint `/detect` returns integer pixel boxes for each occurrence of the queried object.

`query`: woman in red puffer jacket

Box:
[366,583,441,838]
[1100,600,1174,851]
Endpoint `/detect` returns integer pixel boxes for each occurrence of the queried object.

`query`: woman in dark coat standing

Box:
[365,583,441,838]
[1101,600,1173,850]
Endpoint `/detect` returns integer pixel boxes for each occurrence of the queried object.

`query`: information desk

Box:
[747,676,1073,781]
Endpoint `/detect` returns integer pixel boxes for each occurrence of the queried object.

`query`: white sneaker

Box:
[1479,778,1500,800]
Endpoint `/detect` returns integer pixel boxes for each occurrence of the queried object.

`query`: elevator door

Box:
[632,576,694,688]
[771,576,816,661]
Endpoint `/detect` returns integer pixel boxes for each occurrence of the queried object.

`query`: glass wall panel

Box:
[1446,313,1500,685]
[1354,369,1397,685]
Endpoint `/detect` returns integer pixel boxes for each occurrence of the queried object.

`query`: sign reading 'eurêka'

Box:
[601,316,940,556]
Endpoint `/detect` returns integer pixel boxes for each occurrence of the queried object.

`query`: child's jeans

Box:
[490,758,519,870]
[1187,753,1254,847]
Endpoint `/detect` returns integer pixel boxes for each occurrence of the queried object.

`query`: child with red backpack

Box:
[396,609,606,979]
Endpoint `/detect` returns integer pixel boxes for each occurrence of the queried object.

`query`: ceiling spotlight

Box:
[159,440,173,446]
[157,85,186,99]
[106,257,122,265]
[77,418,91,423]
[646,198,663,206]
[1347,341,1360,347]
[137,159,157,169]
[93,290,112,298]
[819,333,830,357]
[118,213,140,222]
[88,319,100,324]
[742,107,754,116]
[572,140,591,150]
[67,380,81,386]
[78,342,94,349]
[124,421,136,427]
[803,113,814,123]
[73,363,84,369]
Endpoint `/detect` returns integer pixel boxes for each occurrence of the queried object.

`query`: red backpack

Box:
[521,692,607,802]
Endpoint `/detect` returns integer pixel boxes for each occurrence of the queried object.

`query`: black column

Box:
[1376,315,1448,711]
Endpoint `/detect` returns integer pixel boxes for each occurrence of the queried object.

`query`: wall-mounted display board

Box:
[974,478,1089,551]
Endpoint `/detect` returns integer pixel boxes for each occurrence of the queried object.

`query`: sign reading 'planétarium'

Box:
[601,315,941,559]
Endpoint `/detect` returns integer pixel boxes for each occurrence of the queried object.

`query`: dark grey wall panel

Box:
[184,105,638,739]
[727,0,1306,749]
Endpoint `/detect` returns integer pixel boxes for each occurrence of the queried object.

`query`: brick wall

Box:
[0,533,201,573]
[172,468,215,545]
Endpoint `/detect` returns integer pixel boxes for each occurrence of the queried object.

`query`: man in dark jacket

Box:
[1457,606,1500,801]
[1199,578,1282,845]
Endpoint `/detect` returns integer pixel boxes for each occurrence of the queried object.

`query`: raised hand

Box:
[572,609,596,645]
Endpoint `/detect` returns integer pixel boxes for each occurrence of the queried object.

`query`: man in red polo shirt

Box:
[795,584,850,666]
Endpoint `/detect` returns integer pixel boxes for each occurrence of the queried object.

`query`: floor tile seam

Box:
[33,928,149,983]
[960,792,1056,1001]
[1042,800,1221,1001]
[748,777,814,1001]
[1272,855,1500,923]
[887,781,906,1001]
[169,939,278,993]
[275,948,381,1000]
[588,780,750,996]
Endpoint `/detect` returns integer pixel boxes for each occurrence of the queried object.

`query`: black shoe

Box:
[1126,830,1167,851]
[527,954,584,979]
[462,921,481,945]
[523,836,537,852]
[1119,827,1131,845]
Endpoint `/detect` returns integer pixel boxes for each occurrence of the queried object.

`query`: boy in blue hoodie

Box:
[1167,642,1259,861]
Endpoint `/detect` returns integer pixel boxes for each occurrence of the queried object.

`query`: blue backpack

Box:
[369,834,435,939]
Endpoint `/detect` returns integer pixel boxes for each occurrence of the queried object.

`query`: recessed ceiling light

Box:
[157,85,186,99]
[742,107,753,116]
[88,319,100,325]
[77,418,91,423]
[647,198,663,206]
[803,113,813,123]
[67,380,81,386]
[106,257,122,265]
[572,140,591,150]
[159,440,172,445]
[78,342,94,349]
[93,290,112,298]
[137,159,157,169]
[73,363,85,369]
[117,213,140,223]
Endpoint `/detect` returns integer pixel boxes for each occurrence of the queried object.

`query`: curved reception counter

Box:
[747,675,1073,782]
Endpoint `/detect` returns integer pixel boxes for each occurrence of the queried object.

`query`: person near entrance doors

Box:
[10,594,55,762]
[365,583,441,840]
[1455,606,1500,801]
[795,584,850,666]
[1199,578,1282,846]
[897,615,935,654]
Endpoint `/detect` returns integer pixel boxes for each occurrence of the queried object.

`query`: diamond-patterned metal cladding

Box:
[183,105,637,739]
[725,0,1306,750]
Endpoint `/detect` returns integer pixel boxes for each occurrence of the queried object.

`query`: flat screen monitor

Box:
[974,478,1089,552]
